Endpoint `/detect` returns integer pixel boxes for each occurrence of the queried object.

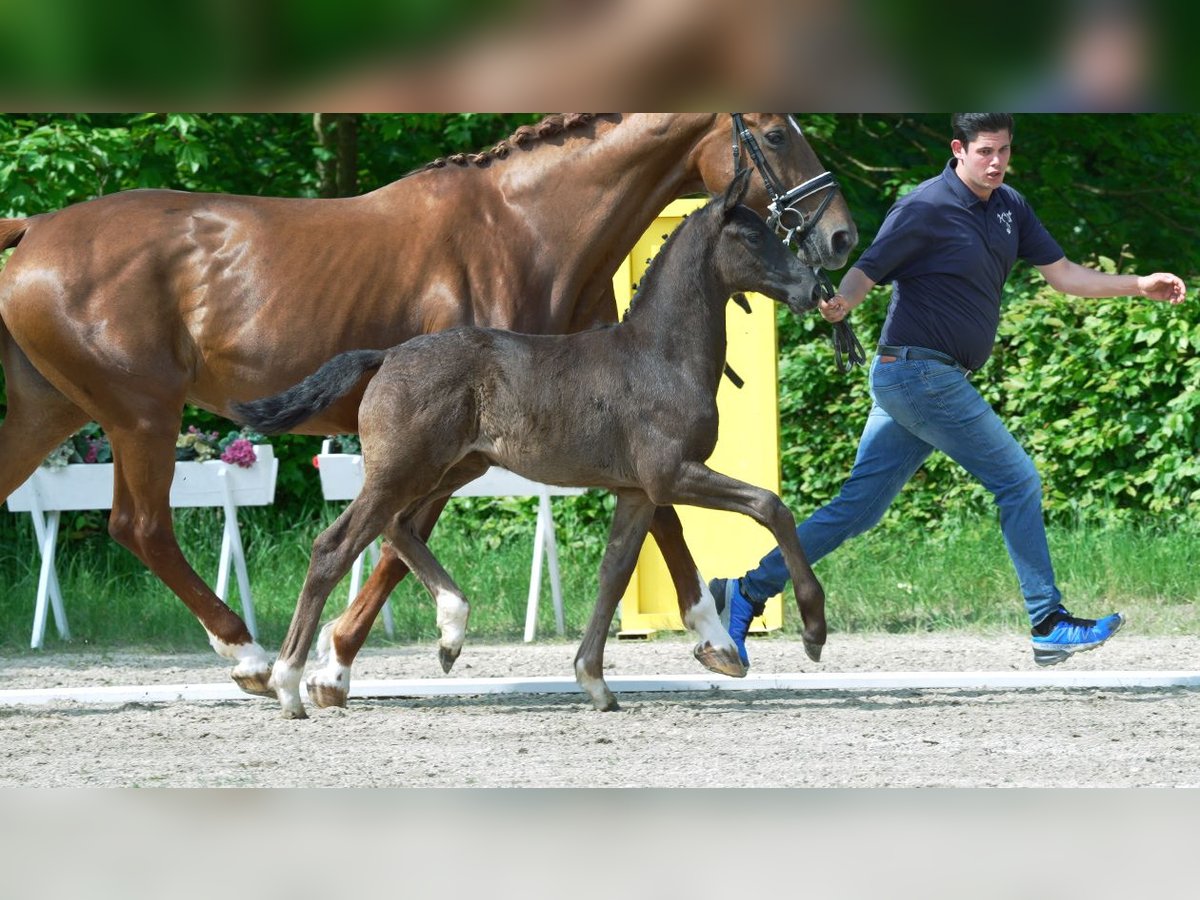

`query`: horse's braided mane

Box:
[417,114,602,172]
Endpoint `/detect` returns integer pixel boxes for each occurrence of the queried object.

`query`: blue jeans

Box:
[741,352,1062,627]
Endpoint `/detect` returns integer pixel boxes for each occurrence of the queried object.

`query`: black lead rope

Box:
[815,269,866,374]
[723,292,751,388]
[832,320,867,373]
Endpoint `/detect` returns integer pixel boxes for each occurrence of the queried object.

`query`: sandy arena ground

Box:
[1,632,1198,787]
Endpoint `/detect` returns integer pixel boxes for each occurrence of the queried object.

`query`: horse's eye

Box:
[764,130,786,147]
[744,229,762,246]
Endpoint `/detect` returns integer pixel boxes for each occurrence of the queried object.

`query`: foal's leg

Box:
[270,492,398,718]
[575,491,656,711]
[656,462,826,661]
[312,507,432,688]
[387,518,472,672]
[312,457,489,688]
[649,506,745,678]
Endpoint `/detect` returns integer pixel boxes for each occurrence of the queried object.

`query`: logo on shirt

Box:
[996,210,1013,234]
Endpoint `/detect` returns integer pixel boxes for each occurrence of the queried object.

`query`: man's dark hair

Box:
[951,114,1014,145]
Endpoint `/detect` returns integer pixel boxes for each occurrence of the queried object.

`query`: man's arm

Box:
[819,266,877,323]
[1036,257,1187,304]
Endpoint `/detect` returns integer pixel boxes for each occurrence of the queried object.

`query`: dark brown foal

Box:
[235,169,828,717]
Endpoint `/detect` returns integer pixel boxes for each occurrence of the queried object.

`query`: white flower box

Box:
[7,445,277,512]
[7,445,277,649]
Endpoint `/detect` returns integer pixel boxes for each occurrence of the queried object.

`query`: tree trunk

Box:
[314,113,359,198]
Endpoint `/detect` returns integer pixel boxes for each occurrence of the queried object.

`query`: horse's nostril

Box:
[831,229,857,261]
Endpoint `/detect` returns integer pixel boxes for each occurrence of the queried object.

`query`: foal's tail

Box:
[0,218,28,250]
[231,348,387,435]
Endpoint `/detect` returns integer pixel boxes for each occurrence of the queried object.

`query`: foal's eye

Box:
[764,129,786,147]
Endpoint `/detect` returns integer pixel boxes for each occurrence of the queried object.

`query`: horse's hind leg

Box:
[105,424,275,689]
[649,506,745,678]
[311,457,489,690]
[310,539,411,700]
[0,329,89,498]
[575,490,656,711]
[272,492,398,717]
[387,517,471,673]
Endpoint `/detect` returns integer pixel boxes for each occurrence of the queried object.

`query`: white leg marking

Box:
[574,657,614,709]
[435,588,469,652]
[314,618,338,667]
[308,620,351,701]
[206,632,271,678]
[269,659,306,718]
[683,573,736,651]
[306,660,351,701]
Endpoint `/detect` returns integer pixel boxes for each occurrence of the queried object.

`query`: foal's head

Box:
[709,168,825,316]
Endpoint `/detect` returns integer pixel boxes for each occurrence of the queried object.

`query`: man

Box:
[710,113,1187,668]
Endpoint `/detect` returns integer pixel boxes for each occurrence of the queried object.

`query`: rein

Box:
[731,114,864,374]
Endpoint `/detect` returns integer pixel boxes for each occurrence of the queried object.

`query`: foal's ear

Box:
[723,167,752,215]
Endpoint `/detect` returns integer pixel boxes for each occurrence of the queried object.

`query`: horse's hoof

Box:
[693,641,747,678]
[438,645,461,674]
[279,704,309,720]
[593,696,621,712]
[307,680,348,709]
[804,640,823,663]
[231,669,274,697]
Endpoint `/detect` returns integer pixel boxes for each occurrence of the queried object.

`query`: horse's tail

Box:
[231,348,387,435]
[0,218,28,250]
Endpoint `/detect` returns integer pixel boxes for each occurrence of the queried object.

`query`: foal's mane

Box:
[621,199,720,323]
[416,114,605,172]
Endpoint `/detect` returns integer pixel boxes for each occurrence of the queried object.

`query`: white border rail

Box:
[2,669,1198,706]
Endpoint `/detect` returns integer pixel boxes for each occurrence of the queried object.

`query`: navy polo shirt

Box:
[854,159,1064,372]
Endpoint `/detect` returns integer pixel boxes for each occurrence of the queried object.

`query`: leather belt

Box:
[877,344,971,375]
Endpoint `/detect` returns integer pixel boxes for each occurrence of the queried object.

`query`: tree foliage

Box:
[1,113,1197,525]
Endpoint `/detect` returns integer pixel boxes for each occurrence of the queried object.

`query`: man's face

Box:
[951,129,1012,199]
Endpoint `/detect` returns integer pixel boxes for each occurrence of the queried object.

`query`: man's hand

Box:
[820,293,849,323]
[1138,272,1187,304]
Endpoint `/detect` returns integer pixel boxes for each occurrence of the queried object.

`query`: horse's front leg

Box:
[657,463,826,661]
[649,506,745,678]
[575,491,656,711]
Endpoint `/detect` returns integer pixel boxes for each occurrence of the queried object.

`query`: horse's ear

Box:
[723,167,752,215]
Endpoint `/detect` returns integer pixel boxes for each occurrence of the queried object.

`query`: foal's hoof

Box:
[693,641,747,678]
[231,669,274,698]
[804,640,823,663]
[307,680,348,709]
[438,645,461,674]
[592,696,621,712]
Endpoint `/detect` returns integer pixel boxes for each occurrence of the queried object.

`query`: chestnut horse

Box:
[0,114,855,693]
[235,169,827,717]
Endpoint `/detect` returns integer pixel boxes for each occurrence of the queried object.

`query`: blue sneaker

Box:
[1031,606,1125,667]
[709,577,764,668]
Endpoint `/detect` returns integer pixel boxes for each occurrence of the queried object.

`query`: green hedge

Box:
[777,256,1200,529]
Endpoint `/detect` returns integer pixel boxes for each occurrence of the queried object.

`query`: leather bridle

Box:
[730,114,865,373]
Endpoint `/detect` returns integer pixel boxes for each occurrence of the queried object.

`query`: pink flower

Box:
[83,441,99,464]
[220,438,257,468]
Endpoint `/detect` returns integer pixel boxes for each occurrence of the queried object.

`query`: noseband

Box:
[731,113,840,250]
[730,114,865,373]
